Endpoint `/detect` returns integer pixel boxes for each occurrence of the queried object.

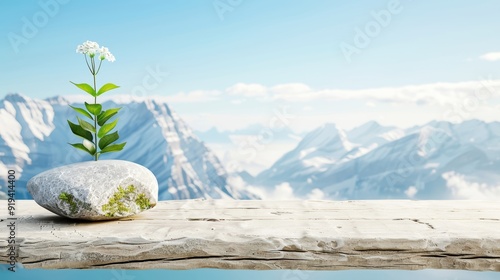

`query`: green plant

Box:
[68,40,126,161]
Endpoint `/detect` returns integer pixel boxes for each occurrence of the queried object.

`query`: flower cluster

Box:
[76,40,115,62]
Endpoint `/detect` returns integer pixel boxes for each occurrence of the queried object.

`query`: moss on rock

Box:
[101,185,152,217]
[58,192,91,215]
[135,193,152,210]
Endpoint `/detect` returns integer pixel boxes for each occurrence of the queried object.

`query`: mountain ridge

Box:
[253,119,500,200]
[0,93,258,200]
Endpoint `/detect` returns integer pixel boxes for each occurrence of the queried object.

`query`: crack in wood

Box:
[22,258,62,265]
[461,256,500,260]
[393,218,435,229]
[91,255,250,267]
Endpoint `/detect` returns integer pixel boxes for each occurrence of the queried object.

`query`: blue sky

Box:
[2,0,500,92]
[2,0,500,133]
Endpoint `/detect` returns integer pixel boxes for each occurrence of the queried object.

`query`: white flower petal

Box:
[76,40,100,55]
[98,46,116,62]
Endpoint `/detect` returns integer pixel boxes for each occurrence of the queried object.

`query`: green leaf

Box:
[85,102,102,115]
[77,117,96,133]
[97,107,121,126]
[98,119,118,138]
[70,82,96,97]
[97,83,119,96]
[69,143,94,156]
[99,131,119,149]
[100,142,126,154]
[67,120,93,142]
[69,105,93,120]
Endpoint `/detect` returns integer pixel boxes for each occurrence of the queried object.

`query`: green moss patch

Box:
[58,192,91,215]
[101,185,152,217]
[135,193,151,210]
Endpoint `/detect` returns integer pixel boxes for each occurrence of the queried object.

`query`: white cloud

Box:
[272,183,298,200]
[182,113,269,131]
[443,171,500,200]
[307,188,326,200]
[243,182,298,200]
[271,80,500,106]
[244,183,329,200]
[67,79,500,107]
[241,181,327,200]
[218,140,299,175]
[404,186,418,198]
[365,101,376,107]
[226,83,267,97]
[219,80,500,108]
[271,83,311,95]
[164,90,221,103]
[302,106,313,111]
[479,52,500,61]
[61,78,500,134]
[230,99,246,105]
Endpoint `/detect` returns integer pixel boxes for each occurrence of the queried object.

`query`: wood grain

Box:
[1,200,499,270]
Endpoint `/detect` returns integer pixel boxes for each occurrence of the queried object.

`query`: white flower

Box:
[99,46,115,62]
[76,40,100,56]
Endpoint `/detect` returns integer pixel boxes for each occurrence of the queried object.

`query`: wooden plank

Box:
[0,200,499,271]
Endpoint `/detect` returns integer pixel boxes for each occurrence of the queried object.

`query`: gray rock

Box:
[27,160,158,220]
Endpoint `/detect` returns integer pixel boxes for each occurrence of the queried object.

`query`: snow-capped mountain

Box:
[0,93,258,200]
[253,120,500,200]
[256,122,397,184]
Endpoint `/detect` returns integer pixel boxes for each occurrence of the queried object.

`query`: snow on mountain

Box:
[253,120,500,200]
[255,124,345,183]
[255,122,393,184]
[0,93,258,200]
[347,121,403,148]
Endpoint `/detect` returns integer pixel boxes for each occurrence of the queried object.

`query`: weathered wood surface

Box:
[1,200,500,271]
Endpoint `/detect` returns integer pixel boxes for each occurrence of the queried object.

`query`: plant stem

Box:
[95,59,103,75]
[84,55,93,74]
[93,67,98,161]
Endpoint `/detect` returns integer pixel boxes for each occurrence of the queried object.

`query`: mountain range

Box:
[0,93,257,200]
[251,120,500,199]
[2,93,498,201]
